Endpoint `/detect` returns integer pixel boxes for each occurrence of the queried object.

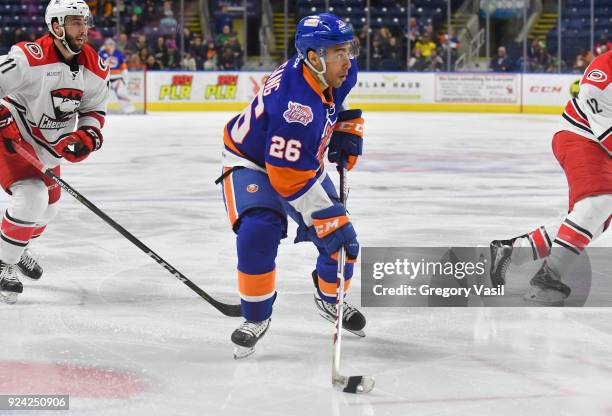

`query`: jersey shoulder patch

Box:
[79,44,110,80]
[581,51,612,90]
[15,35,61,67]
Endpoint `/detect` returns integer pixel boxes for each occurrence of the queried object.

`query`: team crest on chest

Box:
[38,88,84,129]
[283,101,313,126]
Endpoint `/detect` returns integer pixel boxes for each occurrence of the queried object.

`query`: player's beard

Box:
[65,33,86,53]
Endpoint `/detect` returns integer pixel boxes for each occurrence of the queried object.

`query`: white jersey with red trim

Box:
[561,50,612,155]
[0,34,110,167]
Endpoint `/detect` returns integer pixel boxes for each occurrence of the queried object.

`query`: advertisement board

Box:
[435,73,519,104]
[143,71,575,114]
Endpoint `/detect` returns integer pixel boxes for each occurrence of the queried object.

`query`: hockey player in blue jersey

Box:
[99,38,134,114]
[218,13,366,358]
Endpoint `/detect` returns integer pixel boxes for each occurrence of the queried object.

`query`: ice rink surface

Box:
[1,112,611,416]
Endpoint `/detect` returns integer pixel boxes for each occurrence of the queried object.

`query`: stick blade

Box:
[333,374,375,394]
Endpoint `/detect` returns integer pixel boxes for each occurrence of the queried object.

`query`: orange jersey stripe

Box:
[223,125,246,158]
[318,275,351,297]
[312,215,350,238]
[334,117,364,137]
[238,270,276,297]
[266,163,317,198]
[222,167,238,225]
[302,66,334,105]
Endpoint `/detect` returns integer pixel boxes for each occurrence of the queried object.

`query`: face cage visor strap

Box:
[304,49,329,89]
[52,16,86,55]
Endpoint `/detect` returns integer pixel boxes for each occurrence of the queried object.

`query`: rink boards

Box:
[125,70,581,114]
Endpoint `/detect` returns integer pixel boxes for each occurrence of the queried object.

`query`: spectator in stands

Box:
[370,38,384,70]
[546,52,567,73]
[572,50,592,73]
[190,35,207,70]
[415,35,436,58]
[125,13,143,36]
[165,45,180,69]
[183,28,193,51]
[14,28,28,44]
[216,25,232,48]
[406,17,422,43]
[146,55,162,70]
[127,34,147,56]
[153,36,168,64]
[424,23,435,39]
[160,11,178,33]
[117,33,129,53]
[429,49,444,71]
[133,47,150,66]
[527,37,549,72]
[87,0,98,16]
[204,40,218,70]
[165,32,177,51]
[408,48,429,71]
[595,36,611,56]
[381,36,403,70]
[102,0,114,20]
[216,5,233,33]
[182,52,197,71]
[218,47,239,70]
[490,46,513,72]
[440,29,460,65]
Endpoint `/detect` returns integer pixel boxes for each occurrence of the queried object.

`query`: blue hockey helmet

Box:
[295,13,358,61]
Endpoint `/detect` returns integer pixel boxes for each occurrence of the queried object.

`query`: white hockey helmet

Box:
[45,0,91,55]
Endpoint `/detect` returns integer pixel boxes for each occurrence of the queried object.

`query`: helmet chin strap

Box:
[304,53,329,89]
[53,26,82,56]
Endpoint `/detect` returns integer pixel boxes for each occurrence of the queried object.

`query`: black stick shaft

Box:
[14,143,241,317]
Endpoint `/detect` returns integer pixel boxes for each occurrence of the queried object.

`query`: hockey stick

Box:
[13,142,242,317]
[332,162,375,394]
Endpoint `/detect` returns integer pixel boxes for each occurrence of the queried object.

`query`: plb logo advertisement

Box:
[205,75,238,100]
[159,75,193,100]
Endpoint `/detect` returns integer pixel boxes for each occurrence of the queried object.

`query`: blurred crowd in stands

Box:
[0,0,609,73]
[86,0,244,70]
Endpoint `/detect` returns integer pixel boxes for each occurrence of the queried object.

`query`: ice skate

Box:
[523,261,571,305]
[0,261,23,304]
[312,271,366,337]
[231,319,271,359]
[489,239,513,287]
[17,249,43,281]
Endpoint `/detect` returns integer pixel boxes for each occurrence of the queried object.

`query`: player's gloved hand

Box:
[311,204,359,262]
[0,104,22,153]
[328,109,363,171]
[53,126,103,163]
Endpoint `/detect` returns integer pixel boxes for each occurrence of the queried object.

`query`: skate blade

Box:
[0,291,19,304]
[319,313,366,337]
[333,374,375,394]
[233,345,255,360]
[523,287,566,305]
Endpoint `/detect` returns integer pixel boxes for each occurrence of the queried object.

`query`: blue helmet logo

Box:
[294,13,355,60]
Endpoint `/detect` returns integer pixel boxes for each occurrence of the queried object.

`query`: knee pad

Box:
[37,202,60,226]
[571,194,612,231]
[7,179,50,223]
[236,209,284,274]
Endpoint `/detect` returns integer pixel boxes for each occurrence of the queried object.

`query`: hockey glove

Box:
[53,126,103,163]
[0,104,22,153]
[328,109,364,171]
[311,204,359,262]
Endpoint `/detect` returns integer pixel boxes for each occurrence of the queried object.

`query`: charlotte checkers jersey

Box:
[223,56,358,225]
[0,34,110,168]
[99,48,127,81]
[561,50,612,155]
